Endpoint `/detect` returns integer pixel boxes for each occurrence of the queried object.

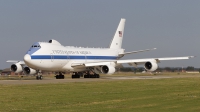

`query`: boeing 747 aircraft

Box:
[7,18,194,80]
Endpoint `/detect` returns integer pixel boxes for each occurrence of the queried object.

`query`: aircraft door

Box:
[66,53,70,63]
[85,53,87,62]
[51,53,54,62]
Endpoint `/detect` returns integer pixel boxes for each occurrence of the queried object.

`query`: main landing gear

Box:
[71,72,82,78]
[54,72,100,79]
[83,73,100,78]
[55,72,65,79]
[71,72,100,79]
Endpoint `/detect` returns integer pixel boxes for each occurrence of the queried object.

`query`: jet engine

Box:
[11,63,23,73]
[144,61,158,72]
[101,65,116,75]
[94,66,102,74]
[23,67,37,75]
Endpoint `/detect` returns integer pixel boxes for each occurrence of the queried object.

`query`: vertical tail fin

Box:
[109,18,126,49]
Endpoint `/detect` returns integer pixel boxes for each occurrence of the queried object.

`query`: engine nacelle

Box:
[144,61,158,72]
[11,63,23,73]
[101,65,115,75]
[94,66,102,74]
[23,67,37,75]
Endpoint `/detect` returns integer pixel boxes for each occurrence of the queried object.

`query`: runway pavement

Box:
[0,75,200,85]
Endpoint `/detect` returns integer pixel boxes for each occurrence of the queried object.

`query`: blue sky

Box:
[0,0,199,69]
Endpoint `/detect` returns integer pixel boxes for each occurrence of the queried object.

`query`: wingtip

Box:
[6,60,19,63]
[189,56,196,58]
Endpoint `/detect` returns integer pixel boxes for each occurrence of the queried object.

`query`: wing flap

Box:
[85,62,114,67]
[71,63,85,68]
[71,62,117,68]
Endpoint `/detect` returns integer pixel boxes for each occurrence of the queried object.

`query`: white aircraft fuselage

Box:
[24,41,122,72]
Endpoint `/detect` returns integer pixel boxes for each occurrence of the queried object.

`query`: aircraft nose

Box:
[24,54,31,63]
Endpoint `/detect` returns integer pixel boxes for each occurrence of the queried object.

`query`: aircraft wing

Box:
[6,60,25,65]
[117,56,194,64]
[71,62,115,67]
[117,56,194,67]
[71,56,194,68]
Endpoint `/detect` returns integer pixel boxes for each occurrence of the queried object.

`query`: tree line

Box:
[0,66,199,73]
[117,66,200,72]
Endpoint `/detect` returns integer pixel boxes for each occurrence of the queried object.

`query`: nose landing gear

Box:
[36,71,43,80]
[36,75,43,80]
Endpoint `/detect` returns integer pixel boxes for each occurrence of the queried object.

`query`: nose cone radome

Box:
[24,54,31,64]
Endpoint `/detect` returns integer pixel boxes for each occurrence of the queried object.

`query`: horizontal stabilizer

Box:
[6,60,25,64]
[119,48,157,56]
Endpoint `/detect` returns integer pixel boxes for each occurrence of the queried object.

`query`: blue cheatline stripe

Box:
[31,55,118,60]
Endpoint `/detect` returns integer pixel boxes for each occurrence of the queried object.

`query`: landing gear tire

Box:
[71,75,80,78]
[36,70,43,80]
[94,74,100,78]
[84,75,89,78]
[84,74,100,78]
[55,75,65,79]
[71,72,81,79]
[36,75,43,80]
[55,72,65,79]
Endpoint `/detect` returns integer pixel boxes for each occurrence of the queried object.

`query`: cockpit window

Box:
[31,42,41,48]
[31,45,41,48]
[49,40,52,43]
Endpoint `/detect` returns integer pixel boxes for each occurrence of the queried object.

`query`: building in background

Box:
[1,68,22,75]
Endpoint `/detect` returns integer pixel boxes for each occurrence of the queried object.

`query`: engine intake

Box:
[11,63,23,73]
[144,61,158,72]
[23,67,37,75]
[101,65,115,75]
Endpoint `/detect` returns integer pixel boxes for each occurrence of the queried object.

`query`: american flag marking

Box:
[119,31,122,37]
